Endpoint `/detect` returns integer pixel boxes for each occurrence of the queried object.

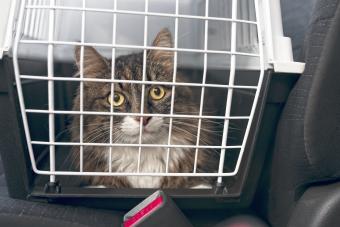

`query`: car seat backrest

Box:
[266,0,340,226]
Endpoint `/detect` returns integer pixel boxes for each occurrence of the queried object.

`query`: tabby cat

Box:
[70,28,219,188]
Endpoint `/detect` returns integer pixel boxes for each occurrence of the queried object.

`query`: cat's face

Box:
[73,29,195,144]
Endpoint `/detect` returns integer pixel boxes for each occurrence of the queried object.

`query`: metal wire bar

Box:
[165,0,179,173]
[217,0,239,184]
[109,0,118,173]
[79,0,85,172]
[33,170,239,177]
[19,75,258,89]
[13,0,40,174]
[19,39,260,57]
[231,0,265,177]
[47,0,56,183]
[25,109,250,120]
[25,5,258,25]
[30,141,242,149]
[137,0,149,172]
[193,0,209,173]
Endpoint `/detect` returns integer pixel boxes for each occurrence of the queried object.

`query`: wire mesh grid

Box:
[12,0,265,186]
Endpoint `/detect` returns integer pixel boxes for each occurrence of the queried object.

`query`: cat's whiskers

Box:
[56,122,113,139]
[171,120,224,133]
[163,124,220,155]
[83,124,122,143]
[78,131,124,171]
[83,127,110,143]
[175,122,235,140]
[173,110,216,115]
[167,120,223,137]
[171,118,241,131]
[165,123,209,143]
[87,131,110,144]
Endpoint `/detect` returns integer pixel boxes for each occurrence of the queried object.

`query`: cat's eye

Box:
[108,92,125,107]
[149,86,166,100]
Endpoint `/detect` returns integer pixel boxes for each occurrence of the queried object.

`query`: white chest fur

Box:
[106,146,186,188]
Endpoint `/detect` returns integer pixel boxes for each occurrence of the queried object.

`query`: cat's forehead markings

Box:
[124,67,132,80]
[114,61,131,90]
[120,67,132,90]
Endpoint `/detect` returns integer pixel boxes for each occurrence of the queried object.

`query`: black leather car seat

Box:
[266,0,340,226]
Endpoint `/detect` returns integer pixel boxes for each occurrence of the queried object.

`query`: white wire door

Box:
[12,0,265,187]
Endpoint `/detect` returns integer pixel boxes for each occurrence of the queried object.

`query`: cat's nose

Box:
[143,117,152,126]
[134,116,152,126]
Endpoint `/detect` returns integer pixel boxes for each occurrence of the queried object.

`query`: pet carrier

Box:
[0,0,304,209]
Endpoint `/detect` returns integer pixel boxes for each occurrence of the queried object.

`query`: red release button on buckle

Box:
[123,195,164,227]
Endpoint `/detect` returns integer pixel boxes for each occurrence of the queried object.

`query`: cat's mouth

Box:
[119,116,166,143]
[122,128,158,137]
[142,127,152,133]
[121,130,166,144]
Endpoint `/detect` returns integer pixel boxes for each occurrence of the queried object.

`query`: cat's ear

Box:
[74,46,109,77]
[152,28,173,48]
[149,28,173,71]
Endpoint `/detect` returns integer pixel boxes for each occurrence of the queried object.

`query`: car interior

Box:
[1,0,340,226]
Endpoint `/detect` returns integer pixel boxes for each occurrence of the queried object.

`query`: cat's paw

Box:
[191,184,212,189]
